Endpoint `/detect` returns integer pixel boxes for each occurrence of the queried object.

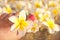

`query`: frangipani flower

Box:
[48,1,58,7]
[3,4,12,14]
[27,22,39,33]
[15,1,26,10]
[34,1,43,8]
[16,4,21,10]
[9,10,28,38]
[34,8,43,20]
[39,10,51,22]
[9,10,28,31]
[43,19,60,34]
[51,8,59,16]
[34,8,46,20]
[34,11,39,20]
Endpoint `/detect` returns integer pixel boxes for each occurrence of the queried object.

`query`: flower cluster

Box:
[0,0,60,39]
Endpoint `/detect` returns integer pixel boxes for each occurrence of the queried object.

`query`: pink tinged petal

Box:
[19,10,26,20]
[17,30,26,39]
[27,21,33,29]
[8,16,19,23]
[26,21,34,32]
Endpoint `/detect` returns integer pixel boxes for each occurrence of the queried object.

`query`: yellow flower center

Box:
[47,20,55,29]
[19,18,28,31]
[48,1,56,7]
[31,23,37,31]
[16,4,21,9]
[14,17,28,31]
[41,14,49,22]
[35,2,41,8]
[31,27,36,31]
[52,9,58,16]
[4,6,12,14]
[34,11,40,19]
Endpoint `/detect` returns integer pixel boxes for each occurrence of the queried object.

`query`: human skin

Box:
[0,14,19,40]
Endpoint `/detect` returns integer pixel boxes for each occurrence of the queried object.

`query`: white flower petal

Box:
[27,26,39,33]
[8,16,18,23]
[36,8,45,13]
[10,24,16,32]
[33,27,39,33]
[27,21,39,33]
[39,14,42,19]
[19,10,26,20]
[10,24,19,32]
[17,30,26,39]
[28,2,32,10]
[26,21,34,31]
[54,24,60,32]
[42,22,48,26]
[48,28,54,34]
[19,1,26,6]
[48,24,60,34]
